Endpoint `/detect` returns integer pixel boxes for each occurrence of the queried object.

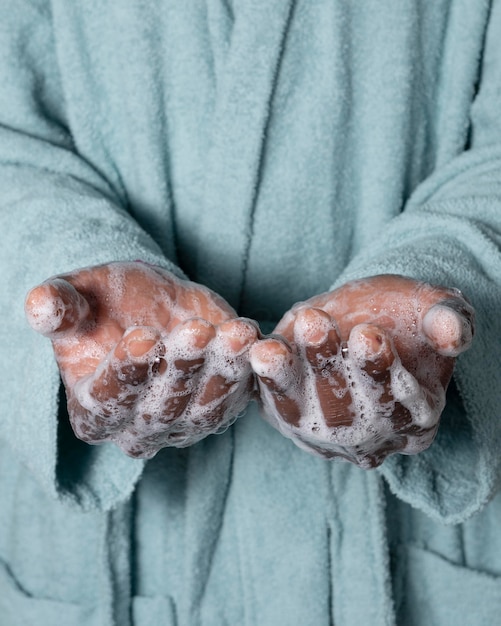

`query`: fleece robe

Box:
[1,1,501,624]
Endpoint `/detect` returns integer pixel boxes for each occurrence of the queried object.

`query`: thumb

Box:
[421,298,475,357]
[25,278,91,338]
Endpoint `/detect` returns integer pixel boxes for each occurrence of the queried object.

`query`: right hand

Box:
[25,261,258,458]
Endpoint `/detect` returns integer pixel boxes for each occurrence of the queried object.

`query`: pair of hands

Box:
[25,262,474,468]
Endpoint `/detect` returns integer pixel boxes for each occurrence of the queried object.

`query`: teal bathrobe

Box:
[1,0,501,624]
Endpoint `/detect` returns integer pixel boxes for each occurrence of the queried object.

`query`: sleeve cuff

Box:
[329,234,501,523]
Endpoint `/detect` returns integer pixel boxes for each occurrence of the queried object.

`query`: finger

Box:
[293,307,335,347]
[348,323,395,371]
[422,299,475,356]
[217,317,260,353]
[196,374,241,410]
[161,318,216,419]
[168,318,216,382]
[348,323,425,433]
[68,326,164,443]
[349,322,416,418]
[89,326,164,405]
[116,318,216,453]
[25,278,90,337]
[195,319,258,408]
[174,281,237,324]
[348,323,396,394]
[293,307,341,362]
[294,308,355,428]
[192,374,242,435]
[249,337,302,427]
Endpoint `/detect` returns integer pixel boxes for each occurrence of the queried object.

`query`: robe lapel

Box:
[195,0,295,309]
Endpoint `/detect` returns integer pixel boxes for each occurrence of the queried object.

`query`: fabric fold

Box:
[194,0,295,308]
[327,3,501,522]
[330,149,501,522]
[0,2,185,509]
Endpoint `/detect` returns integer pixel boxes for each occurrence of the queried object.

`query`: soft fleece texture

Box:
[1,0,501,624]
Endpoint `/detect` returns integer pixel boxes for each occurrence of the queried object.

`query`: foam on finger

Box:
[68,327,164,441]
[257,279,475,467]
[259,321,445,467]
[422,301,474,356]
[348,323,394,368]
[103,319,255,456]
[293,307,332,346]
[25,279,90,337]
[219,318,259,353]
[249,338,293,385]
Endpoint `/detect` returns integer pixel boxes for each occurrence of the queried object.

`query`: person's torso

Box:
[52,0,487,320]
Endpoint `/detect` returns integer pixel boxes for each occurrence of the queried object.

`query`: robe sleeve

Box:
[330,1,501,524]
[0,0,186,510]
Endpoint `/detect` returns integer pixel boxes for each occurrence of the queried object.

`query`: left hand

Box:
[249,275,474,468]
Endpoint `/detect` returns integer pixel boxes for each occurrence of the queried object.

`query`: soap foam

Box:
[259,313,445,467]
[47,262,253,457]
[25,294,66,335]
[25,278,90,337]
[69,318,253,458]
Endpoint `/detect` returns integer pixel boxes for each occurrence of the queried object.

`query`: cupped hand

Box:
[25,262,258,458]
[249,275,474,468]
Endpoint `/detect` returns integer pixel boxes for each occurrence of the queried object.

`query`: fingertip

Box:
[25,279,90,337]
[293,307,333,346]
[249,337,292,380]
[348,323,395,369]
[175,318,216,350]
[25,284,62,335]
[219,317,260,353]
[422,300,474,356]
